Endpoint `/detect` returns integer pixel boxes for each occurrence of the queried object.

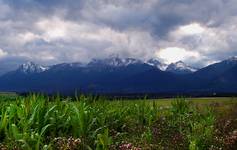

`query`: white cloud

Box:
[17,32,41,45]
[174,23,205,36]
[0,48,8,58]
[36,17,69,42]
[158,18,237,66]
[156,47,199,64]
[33,17,158,62]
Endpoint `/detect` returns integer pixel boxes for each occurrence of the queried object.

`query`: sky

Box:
[0,0,237,74]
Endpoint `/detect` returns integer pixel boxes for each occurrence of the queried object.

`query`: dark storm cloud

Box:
[0,0,237,74]
[0,0,227,35]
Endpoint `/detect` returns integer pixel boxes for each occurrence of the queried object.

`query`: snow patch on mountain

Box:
[166,61,197,74]
[88,57,143,67]
[224,56,237,64]
[18,62,49,74]
[16,57,201,75]
[146,59,168,71]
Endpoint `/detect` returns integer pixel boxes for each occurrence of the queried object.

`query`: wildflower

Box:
[119,143,132,149]
[119,143,141,150]
[224,130,237,145]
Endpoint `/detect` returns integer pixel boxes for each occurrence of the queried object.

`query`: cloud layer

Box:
[0,0,237,74]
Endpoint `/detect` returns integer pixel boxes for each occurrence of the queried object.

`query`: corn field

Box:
[0,94,237,149]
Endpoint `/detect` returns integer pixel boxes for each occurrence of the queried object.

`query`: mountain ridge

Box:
[0,56,236,94]
[166,61,197,74]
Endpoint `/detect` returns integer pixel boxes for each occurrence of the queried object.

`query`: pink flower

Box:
[119,143,132,150]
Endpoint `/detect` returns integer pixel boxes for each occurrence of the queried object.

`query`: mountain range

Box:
[0,56,237,94]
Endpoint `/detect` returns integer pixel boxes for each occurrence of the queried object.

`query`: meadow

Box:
[0,94,237,150]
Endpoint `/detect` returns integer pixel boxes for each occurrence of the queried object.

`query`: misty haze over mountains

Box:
[0,56,237,94]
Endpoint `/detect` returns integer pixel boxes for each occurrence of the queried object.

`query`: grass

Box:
[0,95,237,149]
[111,97,237,105]
[0,92,18,96]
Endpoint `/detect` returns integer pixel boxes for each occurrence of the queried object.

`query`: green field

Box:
[0,95,237,150]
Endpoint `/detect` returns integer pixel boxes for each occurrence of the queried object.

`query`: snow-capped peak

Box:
[54,62,85,68]
[230,56,237,60]
[226,56,237,62]
[219,56,237,66]
[18,62,49,74]
[146,59,168,71]
[166,61,197,74]
[88,57,143,67]
[121,58,143,66]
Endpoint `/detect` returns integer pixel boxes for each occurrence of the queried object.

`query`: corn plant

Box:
[95,128,112,150]
[0,94,229,149]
